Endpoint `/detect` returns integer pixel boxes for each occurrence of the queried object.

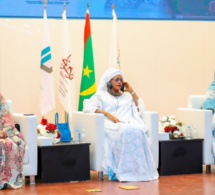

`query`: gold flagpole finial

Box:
[87,2,90,9]
[112,4,115,10]
[64,0,66,10]
[44,0,47,9]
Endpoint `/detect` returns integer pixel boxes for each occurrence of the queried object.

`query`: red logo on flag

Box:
[60,54,74,80]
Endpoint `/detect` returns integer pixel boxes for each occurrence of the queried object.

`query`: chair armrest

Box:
[72,111,105,172]
[176,108,213,165]
[13,113,38,176]
[13,114,37,149]
[142,111,159,168]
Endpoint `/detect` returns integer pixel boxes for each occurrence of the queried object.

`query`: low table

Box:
[37,142,90,183]
[158,139,203,176]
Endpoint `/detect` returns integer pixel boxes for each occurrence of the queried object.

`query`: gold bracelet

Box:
[131,91,136,96]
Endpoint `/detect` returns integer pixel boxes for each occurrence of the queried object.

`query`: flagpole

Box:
[78,2,96,111]
[109,3,120,69]
[44,0,46,9]
[113,3,121,70]
[112,3,115,10]
[40,0,55,116]
[64,0,67,122]
[41,0,46,119]
[64,0,66,10]
[61,0,76,124]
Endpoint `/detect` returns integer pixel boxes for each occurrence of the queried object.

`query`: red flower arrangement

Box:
[160,115,184,139]
[56,131,61,139]
[41,118,48,126]
[37,118,61,143]
[45,123,57,133]
[164,125,179,133]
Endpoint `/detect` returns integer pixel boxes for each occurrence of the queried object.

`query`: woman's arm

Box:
[130,91,139,107]
[95,109,120,123]
[124,82,139,107]
[124,82,145,115]
[84,91,120,123]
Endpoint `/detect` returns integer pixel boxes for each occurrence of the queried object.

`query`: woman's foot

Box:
[108,168,117,181]
[0,183,7,190]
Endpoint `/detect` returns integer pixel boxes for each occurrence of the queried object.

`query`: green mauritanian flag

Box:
[78,9,96,111]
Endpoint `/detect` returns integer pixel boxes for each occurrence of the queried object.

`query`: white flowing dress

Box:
[84,90,159,182]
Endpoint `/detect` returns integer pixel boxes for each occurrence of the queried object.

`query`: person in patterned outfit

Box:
[0,93,25,190]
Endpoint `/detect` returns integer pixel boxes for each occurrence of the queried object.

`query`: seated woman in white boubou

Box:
[84,68,159,182]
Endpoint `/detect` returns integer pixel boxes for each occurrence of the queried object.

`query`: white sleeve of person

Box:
[83,92,102,113]
[203,75,215,132]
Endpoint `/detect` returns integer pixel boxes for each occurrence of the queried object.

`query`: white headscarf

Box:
[98,68,124,91]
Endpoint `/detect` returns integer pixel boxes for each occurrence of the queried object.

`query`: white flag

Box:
[40,7,55,116]
[108,8,120,69]
[59,9,76,115]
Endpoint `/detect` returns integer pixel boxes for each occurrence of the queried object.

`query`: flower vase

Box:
[44,132,55,143]
[169,132,174,139]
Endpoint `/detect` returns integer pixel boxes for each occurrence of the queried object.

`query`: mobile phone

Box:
[121,83,126,92]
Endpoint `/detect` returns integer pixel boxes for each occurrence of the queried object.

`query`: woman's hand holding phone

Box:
[123,82,134,94]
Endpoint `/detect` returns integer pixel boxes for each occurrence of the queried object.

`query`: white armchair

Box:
[176,95,213,172]
[72,111,159,180]
[6,100,38,184]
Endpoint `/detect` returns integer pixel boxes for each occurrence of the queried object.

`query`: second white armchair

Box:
[176,95,213,172]
[7,100,38,184]
[72,111,159,180]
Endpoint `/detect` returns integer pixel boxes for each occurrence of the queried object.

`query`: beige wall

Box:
[0,18,214,124]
